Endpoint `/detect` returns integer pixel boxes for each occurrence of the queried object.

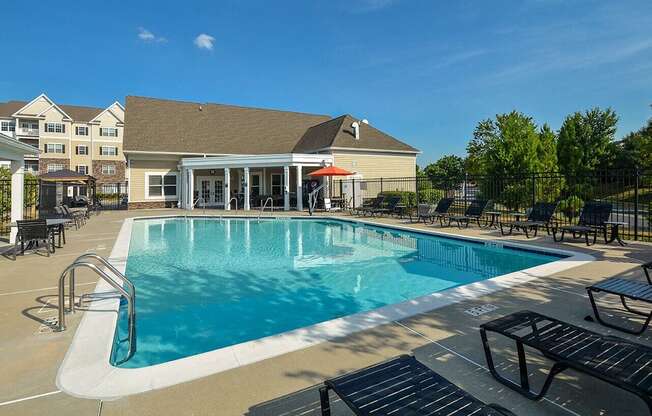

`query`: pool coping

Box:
[56,214,594,400]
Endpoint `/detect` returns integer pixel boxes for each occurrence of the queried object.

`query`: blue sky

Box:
[1,0,651,165]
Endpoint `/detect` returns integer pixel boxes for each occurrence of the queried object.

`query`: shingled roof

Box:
[0,100,104,122]
[124,96,418,155]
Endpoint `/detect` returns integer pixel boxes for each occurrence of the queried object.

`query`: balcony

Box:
[17,127,39,137]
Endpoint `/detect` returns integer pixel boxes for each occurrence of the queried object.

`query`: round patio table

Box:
[481,211,502,229]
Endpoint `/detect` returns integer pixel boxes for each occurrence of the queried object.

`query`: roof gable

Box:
[90,101,124,124]
[13,94,59,118]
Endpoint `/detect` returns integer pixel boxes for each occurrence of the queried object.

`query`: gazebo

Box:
[0,133,39,243]
[38,169,96,215]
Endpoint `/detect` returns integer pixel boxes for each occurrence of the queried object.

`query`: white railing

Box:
[228,197,238,211]
[308,184,325,215]
[258,197,274,219]
[18,127,39,136]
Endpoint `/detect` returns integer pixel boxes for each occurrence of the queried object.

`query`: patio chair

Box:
[319,354,517,416]
[585,262,652,334]
[356,195,385,216]
[62,204,87,226]
[54,206,79,230]
[12,219,52,260]
[447,199,490,228]
[409,203,436,224]
[480,310,652,413]
[552,201,612,246]
[499,201,558,238]
[429,197,455,226]
[365,196,402,217]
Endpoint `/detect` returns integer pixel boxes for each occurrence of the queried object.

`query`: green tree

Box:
[424,155,465,186]
[615,111,652,170]
[557,107,619,175]
[466,111,558,208]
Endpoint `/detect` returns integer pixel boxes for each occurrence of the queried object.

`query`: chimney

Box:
[351,121,360,140]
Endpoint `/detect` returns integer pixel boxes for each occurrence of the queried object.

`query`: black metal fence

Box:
[97,182,128,210]
[334,169,652,242]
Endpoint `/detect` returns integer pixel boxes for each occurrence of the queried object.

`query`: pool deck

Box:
[1,209,651,415]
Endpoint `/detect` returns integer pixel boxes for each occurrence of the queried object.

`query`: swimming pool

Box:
[58,215,592,399]
[111,217,560,367]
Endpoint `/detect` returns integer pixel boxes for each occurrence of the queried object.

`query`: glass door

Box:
[200,179,211,207]
[214,178,224,205]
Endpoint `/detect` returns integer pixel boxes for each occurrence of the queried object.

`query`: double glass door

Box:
[197,176,225,207]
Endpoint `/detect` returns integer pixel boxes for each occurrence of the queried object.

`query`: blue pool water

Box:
[112,217,561,367]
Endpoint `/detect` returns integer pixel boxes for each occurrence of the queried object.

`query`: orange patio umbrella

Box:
[309,166,354,177]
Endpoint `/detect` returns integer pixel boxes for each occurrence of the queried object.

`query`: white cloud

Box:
[138,27,166,43]
[194,33,215,51]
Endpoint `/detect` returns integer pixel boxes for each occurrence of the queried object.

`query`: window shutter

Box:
[100,147,103,156]
[75,146,79,155]
[62,144,65,153]
[44,144,48,153]
[62,124,66,133]
[99,128,103,137]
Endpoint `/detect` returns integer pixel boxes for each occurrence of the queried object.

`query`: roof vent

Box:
[351,121,360,140]
[199,105,203,111]
[361,119,369,124]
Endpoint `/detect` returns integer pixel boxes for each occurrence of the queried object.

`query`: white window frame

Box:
[100,145,118,156]
[45,143,65,153]
[76,165,88,175]
[45,122,66,133]
[271,173,283,195]
[47,163,64,173]
[145,172,179,200]
[1,121,15,132]
[75,126,89,136]
[101,164,116,175]
[100,127,118,137]
[76,145,88,155]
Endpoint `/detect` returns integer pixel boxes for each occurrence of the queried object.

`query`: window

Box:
[45,122,66,133]
[75,145,88,155]
[99,127,118,137]
[146,173,177,198]
[45,143,65,153]
[47,163,64,173]
[251,173,261,197]
[271,174,283,195]
[76,165,88,175]
[20,122,38,130]
[101,164,116,175]
[24,160,39,173]
[99,146,118,156]
[1,121,15,132]
[75,126,88,136]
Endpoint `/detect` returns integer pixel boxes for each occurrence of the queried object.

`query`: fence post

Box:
[380,178,383,194]
[463,172,468,211]
[634,167,639,241]
[531,172,536,208]
[415,177,420,207]
[352,178,356,210]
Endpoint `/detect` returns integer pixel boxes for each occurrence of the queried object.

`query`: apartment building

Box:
[0,94,126,191]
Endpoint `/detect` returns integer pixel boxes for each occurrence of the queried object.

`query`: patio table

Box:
[604,221,627,246]
[481,211,502,229]
[10,218,72,251]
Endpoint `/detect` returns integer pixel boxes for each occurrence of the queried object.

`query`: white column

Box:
[295,165,303,211]
[178,167,185,209]
[10,159,24,243]
[224,168,231,210]
[283,165,290,211]
[243,167,250,210]
[188,168,194,210]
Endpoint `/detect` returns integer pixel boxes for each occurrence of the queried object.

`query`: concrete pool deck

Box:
[1,209,651,415]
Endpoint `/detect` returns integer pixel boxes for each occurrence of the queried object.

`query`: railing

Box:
[228,197,239,211]
[192,196,206,214]
[308,184,325,215]
[18,127,39,136]
[57,253,136,363]
[258,197,274,219]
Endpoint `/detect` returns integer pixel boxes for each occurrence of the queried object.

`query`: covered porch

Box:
[178,153,335,211]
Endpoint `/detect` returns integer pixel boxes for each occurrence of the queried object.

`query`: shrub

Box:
[558,195,584,219]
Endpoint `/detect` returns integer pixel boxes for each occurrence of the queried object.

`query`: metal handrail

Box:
[308,184,325,215]
[258,197,274,219]
[228,197,238,211]
[193,196,206,214]
[57,256,136,363]
[69,253,135,312]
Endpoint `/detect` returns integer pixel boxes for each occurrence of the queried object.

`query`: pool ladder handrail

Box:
[57,253,136,363]
[192,196,206,214]
[228,197,238,211]
[258,197,274,219]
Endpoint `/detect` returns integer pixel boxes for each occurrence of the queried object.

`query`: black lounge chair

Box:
[366,196,402,217]
[552,201,612,246]
[499,202,558,238]
[428,197,455,226]
[585,262,652,334]
[356,195,385,216]
[12,219,53,260]
[319,354,516,416]
[447,199,490,228]
[481,310,652,413]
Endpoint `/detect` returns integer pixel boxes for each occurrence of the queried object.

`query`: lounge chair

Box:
[319,354,517,416]
[409,203,436,224]
[356,195,385,216]
[447,199,490,228]
[12,219,52,260]
[481,310,652,413]
[365,196,402,217]
[428,197,455,226]
[499,202,558,238]
[552,201,612,246]
[585,262,652,334]
[54,206,80,230]
[62,204,87,226]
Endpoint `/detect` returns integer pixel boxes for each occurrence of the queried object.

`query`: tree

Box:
[424,155,465,186]
[615,110,652,170]
[557,107,619,175]
[466,111,558,208]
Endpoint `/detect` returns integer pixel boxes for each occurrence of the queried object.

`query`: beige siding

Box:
[40,138,69,159]
[129,158,181,202]
[331,151,416,179]
[16,97,51,116]
[70,140,92,169]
